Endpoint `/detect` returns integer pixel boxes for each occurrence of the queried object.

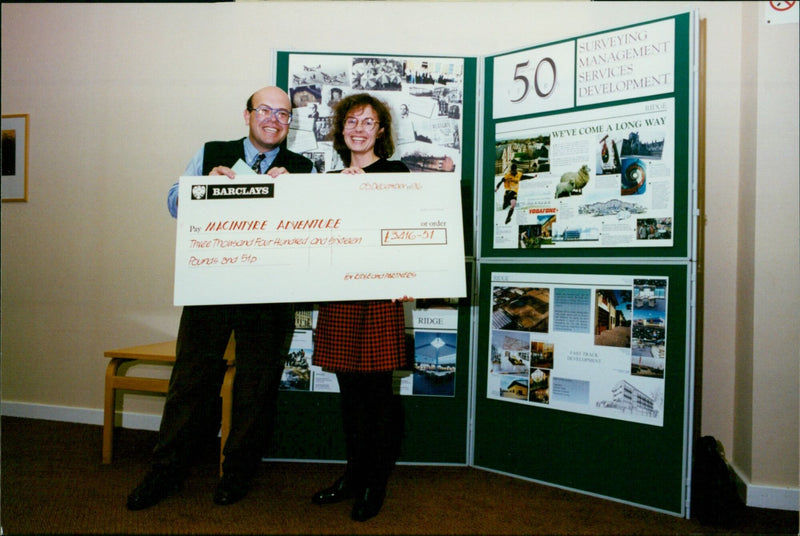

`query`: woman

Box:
[311,93,410,522]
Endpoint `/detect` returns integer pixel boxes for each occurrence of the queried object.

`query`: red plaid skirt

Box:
[313,300,407,373]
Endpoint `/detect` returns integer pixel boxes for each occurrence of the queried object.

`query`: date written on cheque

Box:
[381,228,447,246]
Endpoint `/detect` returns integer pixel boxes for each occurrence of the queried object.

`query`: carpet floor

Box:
[1,417,796,535]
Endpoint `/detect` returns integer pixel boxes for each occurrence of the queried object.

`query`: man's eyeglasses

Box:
[343,117,379,131]
[249,105,292,125]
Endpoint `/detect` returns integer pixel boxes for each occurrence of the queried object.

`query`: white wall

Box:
[2,1,797,509]
[738,0,799,493]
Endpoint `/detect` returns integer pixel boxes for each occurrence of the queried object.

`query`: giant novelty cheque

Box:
[174,172,466,305]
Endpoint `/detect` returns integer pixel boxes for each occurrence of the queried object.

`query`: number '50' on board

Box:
[511,57,556,103]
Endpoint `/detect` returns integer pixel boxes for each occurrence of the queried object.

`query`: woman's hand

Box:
[340,166,365,175]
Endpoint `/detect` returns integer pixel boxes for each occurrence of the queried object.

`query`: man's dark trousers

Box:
[151,303,294,476]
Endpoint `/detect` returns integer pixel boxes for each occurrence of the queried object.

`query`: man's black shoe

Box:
[351,486,386,522]
[312,476,356,505]
[213,472,252,506]
[126,467,183,511]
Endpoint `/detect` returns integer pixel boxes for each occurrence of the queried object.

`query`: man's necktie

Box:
[251,153,266,174]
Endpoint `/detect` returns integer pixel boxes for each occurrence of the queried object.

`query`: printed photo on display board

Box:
[280,327,313,391]
[285,54,464,174]
[492,99,675,249]
[487,272,667,426]
[409,301,460,397]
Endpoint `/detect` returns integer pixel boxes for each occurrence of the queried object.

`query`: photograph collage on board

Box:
[492,99,675,250]
[286,54,464,174]
[487,274,667,426]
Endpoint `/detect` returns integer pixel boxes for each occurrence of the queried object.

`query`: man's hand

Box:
[267,167,289,177]
[209,166,290,179]
[209,166,236,179]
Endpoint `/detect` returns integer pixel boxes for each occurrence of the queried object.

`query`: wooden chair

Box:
[103,336,236,476]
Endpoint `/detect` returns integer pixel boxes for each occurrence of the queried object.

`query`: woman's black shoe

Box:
[351,487,386,522]
[311,476,356,505]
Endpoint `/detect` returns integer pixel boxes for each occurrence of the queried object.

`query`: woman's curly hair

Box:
[332,93,395,167]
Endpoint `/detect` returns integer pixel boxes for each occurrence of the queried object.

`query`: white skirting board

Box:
[1,401,162,431]
[730,462,800,512]
[3,400,798,512]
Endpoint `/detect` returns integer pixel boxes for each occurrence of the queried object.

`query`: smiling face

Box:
[343,105,384,159]
[245,87,291,152]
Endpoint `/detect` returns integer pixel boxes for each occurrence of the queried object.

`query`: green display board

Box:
[269,52,479,464]
[473,12,697,515]
[269,262,474,464]
[480,13,695,260]
[473,262,691,514]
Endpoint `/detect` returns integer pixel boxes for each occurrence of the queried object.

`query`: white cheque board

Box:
[174,172,466,305]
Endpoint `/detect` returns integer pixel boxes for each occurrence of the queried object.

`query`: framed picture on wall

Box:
[2,114,29,202]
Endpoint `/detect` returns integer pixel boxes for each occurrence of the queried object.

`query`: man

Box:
[495,163,522,225]
[127,86,314,510]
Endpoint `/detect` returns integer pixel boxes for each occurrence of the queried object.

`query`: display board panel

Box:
[481,13,694,259]
[271,52,478,464]
[269,262,474,464]
[473,261,691,514]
